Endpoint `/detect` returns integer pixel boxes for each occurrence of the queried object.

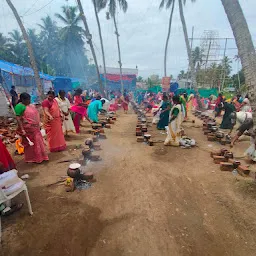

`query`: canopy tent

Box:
[0,60,86,93]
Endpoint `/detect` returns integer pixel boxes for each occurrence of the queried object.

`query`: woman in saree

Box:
[220,100,236,130]
[87,96,105,123]
[186,94,195,115]
[157,95,171,130]
[164,96,183,147]
[70,88,91,133]
[42,91,66,152]
[0,138,16,173]
[14,93,48,163]
[215,93,223,117]
[121,90,130,114]
[55,90,75,136]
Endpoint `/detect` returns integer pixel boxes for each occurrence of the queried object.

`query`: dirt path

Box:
[2,110,256,256]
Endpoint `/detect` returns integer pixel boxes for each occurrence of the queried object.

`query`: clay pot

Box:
[220,148,228,156]
[85,138,93,147]
[67,163,81,178]
[224,152,233,159]
[82,148,91,157]
[144,134,151,140]
[233,161,241,169]
[216,132,224,139]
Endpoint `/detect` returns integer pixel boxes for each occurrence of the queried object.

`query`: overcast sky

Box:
[1,0,255,78]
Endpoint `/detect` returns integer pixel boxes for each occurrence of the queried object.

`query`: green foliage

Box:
[0,6,95,80]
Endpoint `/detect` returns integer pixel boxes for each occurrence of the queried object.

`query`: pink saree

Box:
[43,99,66,152]
[22,105,49,163]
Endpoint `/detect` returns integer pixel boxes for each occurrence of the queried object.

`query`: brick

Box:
[210,151,221,158]
[141,127,148,132]
[220,139,226,145]
[112,117,117,121]
[105,124,111,129]
[237,165,250,176]
[136,132,143,136]
[213,156,227,164]
[148,140,154,146]
[220,162,234,172]
[137,137,144,142]
[207,135,216,141]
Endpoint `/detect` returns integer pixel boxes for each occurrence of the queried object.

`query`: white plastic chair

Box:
[0,182,33,243]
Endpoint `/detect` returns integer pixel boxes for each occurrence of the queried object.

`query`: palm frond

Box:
[118,0,128,13]
[159,0,165,9]
[166,0,174,9]
[109,0,116,17]
[55,13,69,24]
[95,0,108,11]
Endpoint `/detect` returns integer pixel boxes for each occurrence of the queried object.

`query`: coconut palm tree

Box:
[7,29,28,65]
[55,5,90,79]
[6,0,43,98]
[93,0,107,90]
[221,0,256,122]
[55,6,84,46]
[159,0,175,77]
[98,0,128,93]
[76,0,105,96]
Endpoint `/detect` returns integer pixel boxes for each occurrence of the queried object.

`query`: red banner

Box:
[106,74,135,82]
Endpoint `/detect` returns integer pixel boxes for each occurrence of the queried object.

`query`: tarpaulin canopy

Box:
[175,88,218,98]
[0,59,86,92]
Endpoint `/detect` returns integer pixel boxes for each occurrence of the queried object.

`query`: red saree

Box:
[22,105,49,163]
[0,139,16,173]
[43,99,66,152]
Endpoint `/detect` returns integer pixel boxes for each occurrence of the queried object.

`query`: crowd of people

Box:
[136,91,255,159]
[0,87,131,174]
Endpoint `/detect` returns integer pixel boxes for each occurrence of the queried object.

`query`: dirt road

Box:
[2,110,256,256]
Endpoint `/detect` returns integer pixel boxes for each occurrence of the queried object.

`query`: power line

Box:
[22,0,39,16]
[22,0,55,17]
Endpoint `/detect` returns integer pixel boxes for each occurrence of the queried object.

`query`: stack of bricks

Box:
[210,149,251,176]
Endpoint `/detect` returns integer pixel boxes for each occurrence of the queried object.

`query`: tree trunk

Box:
[113,15,124,94]
[221,0,256,124]
[164,0,175,77]
[76,0,105,97]
[93,0,107,92]
[6,0,43,99]
[178,0,202,108]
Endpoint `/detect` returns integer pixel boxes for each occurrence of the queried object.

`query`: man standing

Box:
[10,86,18,107]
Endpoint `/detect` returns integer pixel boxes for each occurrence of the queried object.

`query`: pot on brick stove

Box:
[216,131,224,139]
[220,148,228,156]
[144,134,151,141]
[67,163,81,178]
[82,148,91,158]
[210,126,218,132]
[233,161,241,169]
[224,151,233,159]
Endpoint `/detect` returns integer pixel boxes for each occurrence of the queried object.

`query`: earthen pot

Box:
[67,163,81,178]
